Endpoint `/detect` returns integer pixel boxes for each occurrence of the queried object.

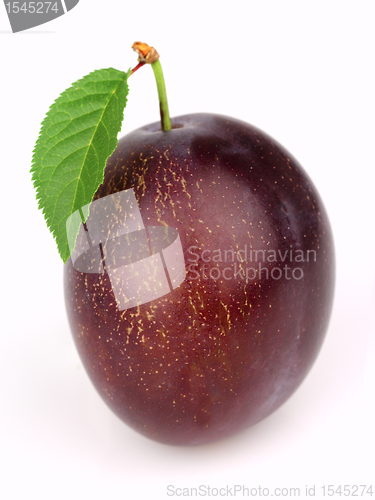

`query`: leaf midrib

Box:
[50,75,126,226]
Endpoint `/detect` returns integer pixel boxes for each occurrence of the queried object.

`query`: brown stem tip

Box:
[132,42,160,64]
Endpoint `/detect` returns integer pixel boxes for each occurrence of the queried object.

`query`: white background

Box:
[1,1,374,499]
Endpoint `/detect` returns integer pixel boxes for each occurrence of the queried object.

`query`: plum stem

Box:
[131,42,172,132]
[151,59,172,132]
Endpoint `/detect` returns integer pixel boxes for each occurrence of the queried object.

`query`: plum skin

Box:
[64,113,335,446]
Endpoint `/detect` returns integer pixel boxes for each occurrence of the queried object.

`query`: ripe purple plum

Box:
[64,113,335,445]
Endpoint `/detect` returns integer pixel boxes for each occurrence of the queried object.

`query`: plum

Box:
[64,112,335,445]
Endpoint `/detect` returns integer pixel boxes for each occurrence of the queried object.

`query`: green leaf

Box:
[31,67,131,263]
